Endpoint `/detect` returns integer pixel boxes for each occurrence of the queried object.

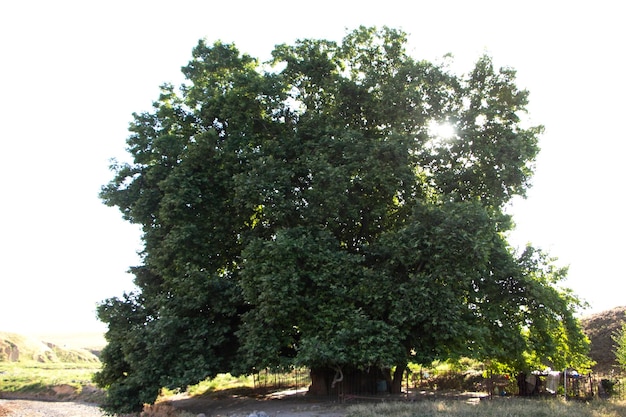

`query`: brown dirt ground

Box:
[167,389,488,417]
[0,389,488,417]
[168,389,351,417]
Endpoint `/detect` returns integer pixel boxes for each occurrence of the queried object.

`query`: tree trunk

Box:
[309,366,400,396]
[308,367,332,396]
[391,363,406,394]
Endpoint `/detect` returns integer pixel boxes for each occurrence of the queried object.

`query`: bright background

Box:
[1,0,624,334]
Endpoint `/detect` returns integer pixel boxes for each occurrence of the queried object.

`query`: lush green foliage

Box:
[97,26,590,413]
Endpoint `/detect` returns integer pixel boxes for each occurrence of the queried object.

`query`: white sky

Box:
[1,0,624,334]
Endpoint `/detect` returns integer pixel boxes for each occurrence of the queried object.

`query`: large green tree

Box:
[97,27,589,413]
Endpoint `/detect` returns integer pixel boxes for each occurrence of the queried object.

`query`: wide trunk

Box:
[308,367,334,396]
[308,366,398,396]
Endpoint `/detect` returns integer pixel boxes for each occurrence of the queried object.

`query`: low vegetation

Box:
[345,398,626,417]
[0,361,99,391]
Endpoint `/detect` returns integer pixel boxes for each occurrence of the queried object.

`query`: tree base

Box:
[308,366,402,396]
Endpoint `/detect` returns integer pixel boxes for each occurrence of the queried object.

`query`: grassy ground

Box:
[3,363,626,417]
[345,397,626,417]
[0,361,103,401]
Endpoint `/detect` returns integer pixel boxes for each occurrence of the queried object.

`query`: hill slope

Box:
[0,332,100,363]
[581,306,626,374]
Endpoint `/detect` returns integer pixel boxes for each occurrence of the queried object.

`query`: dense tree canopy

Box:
[96,27,590,413]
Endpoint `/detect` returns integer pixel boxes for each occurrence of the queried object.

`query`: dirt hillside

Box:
[0,332,100,363]
[581,306,626,374]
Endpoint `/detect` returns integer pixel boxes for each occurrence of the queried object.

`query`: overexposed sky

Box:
[1,0,624,333]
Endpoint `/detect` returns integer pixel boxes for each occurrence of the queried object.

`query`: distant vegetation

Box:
[0,332,103,401]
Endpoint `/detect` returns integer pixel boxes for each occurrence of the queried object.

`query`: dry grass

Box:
[345,397,626,417]
[140,402,196,417]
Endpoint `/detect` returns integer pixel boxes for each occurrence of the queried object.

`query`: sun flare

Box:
[428,121,456,139]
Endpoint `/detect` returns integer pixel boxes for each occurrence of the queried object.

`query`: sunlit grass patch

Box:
[184,373,255,396]
[0,361,101,393]
[185,369,311,397]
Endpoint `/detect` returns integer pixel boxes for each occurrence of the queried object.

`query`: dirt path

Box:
[0,396,349,417]
[0,399,106,417]
[167,389,489,417]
